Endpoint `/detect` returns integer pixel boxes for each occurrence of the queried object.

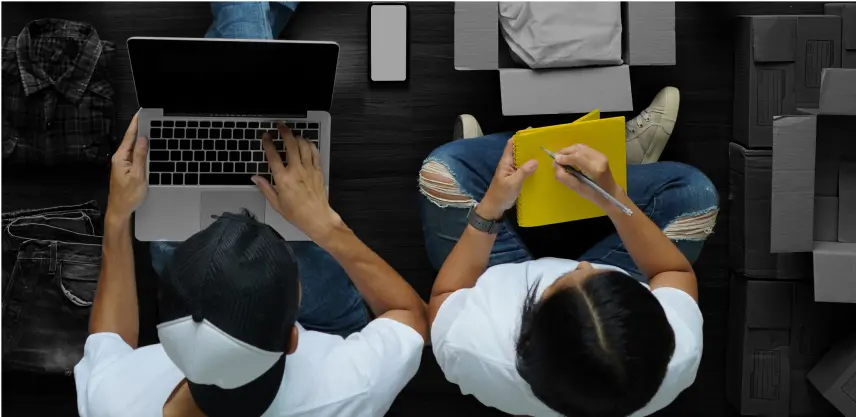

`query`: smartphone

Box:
[369,3,409,82]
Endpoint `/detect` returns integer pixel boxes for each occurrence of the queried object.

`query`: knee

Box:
[662,162,719,208]
[684,165,719,210]
[419,159,476,208]
[662,163,719,241]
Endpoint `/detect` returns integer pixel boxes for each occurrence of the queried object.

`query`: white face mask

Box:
[158,316,283,389]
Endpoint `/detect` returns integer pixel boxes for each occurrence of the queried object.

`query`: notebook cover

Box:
[514,111,626,227]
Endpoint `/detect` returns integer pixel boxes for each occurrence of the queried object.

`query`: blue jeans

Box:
[419,132,720,283]
[206,2,299,39]
[151,241,368,338]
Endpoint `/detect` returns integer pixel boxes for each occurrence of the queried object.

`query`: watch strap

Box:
[468,206,502,234]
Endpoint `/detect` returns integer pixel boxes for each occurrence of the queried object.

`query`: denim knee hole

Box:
[663,207,719,241]
[419,160,476,208]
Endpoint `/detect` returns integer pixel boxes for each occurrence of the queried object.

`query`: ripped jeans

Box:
[419,132,719,282]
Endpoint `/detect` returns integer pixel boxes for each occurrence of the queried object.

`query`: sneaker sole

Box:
[453,114,483,140]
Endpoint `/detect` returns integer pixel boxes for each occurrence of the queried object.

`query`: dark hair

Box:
[516,270,675,417]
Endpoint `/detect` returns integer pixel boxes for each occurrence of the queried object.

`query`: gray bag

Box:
[499,2,623,69]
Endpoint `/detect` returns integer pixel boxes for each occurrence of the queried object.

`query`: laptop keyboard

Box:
[147,120,320,186]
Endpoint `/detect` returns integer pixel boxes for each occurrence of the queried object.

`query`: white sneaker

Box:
[453,114,484,140]
[625,86,680,164]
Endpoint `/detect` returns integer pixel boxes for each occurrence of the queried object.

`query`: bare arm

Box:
[602,194,697,299]
[90,215,139,347]
[89,114,149,347]
[253,123,428,340]
[554,144,697,300]
[428,207,498,325]
[428,139,538,325]
[318,224,428,340]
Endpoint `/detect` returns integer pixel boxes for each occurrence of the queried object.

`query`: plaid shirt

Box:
[2,19,116,166]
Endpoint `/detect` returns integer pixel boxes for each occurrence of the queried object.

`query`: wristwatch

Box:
[467,205,502,234]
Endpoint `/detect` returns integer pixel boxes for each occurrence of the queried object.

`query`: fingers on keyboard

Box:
[148,120,320,186]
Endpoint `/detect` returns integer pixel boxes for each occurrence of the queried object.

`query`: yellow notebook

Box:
[513,110,626,227]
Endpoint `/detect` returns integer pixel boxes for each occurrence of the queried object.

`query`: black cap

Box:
[156,212,300,417]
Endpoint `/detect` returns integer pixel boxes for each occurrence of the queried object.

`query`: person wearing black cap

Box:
[75,114,429,417]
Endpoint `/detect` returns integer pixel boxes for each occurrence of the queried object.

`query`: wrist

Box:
[103,211,132,240]
[599,185,629,213]
[104,210,131,228]
[475,196,505,221]
[311,213,349,248]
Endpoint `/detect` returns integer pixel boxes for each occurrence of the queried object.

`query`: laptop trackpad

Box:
[200,191,266,229]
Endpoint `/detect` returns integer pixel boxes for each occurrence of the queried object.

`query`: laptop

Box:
[128,37,339,242]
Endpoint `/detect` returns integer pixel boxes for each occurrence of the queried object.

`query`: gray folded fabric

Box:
[499,2,623,69]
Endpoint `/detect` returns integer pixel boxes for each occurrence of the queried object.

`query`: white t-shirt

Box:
[432,257,703,417]
[75,318,423,417]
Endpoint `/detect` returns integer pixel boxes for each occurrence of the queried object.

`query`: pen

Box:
[540,146,633,216]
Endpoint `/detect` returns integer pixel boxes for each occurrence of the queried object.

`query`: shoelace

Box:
[626,109,652,135]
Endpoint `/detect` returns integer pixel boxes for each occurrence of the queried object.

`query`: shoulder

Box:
[429,266,542,411]
[652,286,703,345]
[325,318,424,381]
[643,288,704,408]
[431,336,558,416]
[433,259,571,350]
[621,288,704,416]
[75,333,134,377]
[277,320,423,416]
[75,334,182,417]
[337,318,424,359]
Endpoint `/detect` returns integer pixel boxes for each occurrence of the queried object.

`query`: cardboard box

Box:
[812,242,856,303]
[815,196,840,242]
[841,163,856,243]
[733,16,842,148]
[622,2,676,65]
[726,275,835,417]
[454,2,675,116]
[499,67,633,116]
[825,3,856,69]
[808,335,856,417]
[815,116,851,197]
[795,18,842,107]
[454,2,498,71]
[729,142,811,279]
[819,68,856,115]
[770,115,816,253]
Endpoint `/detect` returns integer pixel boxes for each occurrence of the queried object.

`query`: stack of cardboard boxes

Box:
[728,5,856,417]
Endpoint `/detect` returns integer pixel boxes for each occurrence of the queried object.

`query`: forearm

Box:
[604,191,694,277]
[427,204,499,326]
[432,206,499,296]
[89,212,139,347]
[318,223,426,320]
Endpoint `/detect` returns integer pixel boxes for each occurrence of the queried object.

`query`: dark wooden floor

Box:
[2,2,830,416]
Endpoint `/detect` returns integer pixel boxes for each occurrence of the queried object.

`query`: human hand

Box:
[106,113,149,222]
[252,123,343,242]
[478,138,538,219]
[553,143,623,208]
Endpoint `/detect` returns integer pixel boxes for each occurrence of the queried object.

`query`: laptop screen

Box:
[128,38,338,115]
